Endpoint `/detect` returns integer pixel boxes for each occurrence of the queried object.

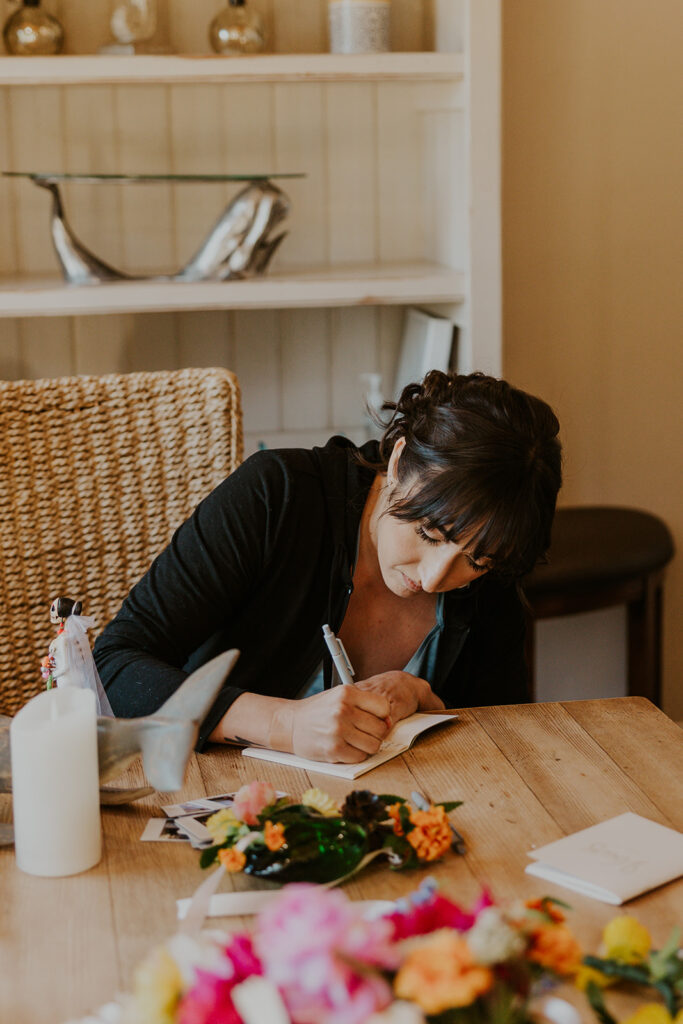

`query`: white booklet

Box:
[242,712,458,779]
[525,812,683,905]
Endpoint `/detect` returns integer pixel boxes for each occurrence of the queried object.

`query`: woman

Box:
[94,371,562,763]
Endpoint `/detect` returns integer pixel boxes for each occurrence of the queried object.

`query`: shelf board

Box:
[0,264,465,318]
[0,52,464,86]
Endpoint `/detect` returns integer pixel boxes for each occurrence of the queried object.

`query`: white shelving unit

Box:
[0,1,501,452]
[0,52,463,85]
[0,264,465,318]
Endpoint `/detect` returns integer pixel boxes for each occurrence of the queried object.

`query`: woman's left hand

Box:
[355,671,445,725]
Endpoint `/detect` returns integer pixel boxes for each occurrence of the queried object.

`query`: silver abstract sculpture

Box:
[0,648,240,846]
[3,172,296,285]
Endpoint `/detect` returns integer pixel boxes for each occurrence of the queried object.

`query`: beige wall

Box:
[502,0,683,717]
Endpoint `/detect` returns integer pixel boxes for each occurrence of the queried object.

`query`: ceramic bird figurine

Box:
[0,648,240,845]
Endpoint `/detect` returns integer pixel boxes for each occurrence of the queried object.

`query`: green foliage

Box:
[381,831,418,869]
[199,787,465,886]
[199,844,219,870]
[243,816,369,884]
[583,926,683,1021]
[439,800,464,813]
[585,981,618,1024]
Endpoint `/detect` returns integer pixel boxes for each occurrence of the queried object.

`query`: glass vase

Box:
[209,0,265,56]
[2,0,64,56]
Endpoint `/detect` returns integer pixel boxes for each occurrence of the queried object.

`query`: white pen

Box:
[322,623,355,686]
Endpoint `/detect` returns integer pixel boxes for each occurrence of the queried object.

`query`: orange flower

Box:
[526,897,565,923]
[387,803,452,861]
[395,929,493,1014]
[264,820,286,852]
[388,802,405,835]
[406,806,452,862]
[528,924,582,976]
[218,847,247,872]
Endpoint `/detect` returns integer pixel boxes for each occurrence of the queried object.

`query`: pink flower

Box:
[387,890,494,941]
[223,934,262,981]
[177,934,262,1024]
[255,884,397,1024]
[177,969,242,1024]
[231,781,276,825]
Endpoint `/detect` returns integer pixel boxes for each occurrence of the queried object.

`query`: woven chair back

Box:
[0,367,243,717]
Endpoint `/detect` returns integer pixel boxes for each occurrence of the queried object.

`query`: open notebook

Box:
[242,712,458,779]
[525,812,683,905]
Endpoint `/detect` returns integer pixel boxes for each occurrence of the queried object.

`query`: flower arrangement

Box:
[69,872,682,1024]
[576,914,682,1024]
[199,781,464,885]
[120,881,583,1024]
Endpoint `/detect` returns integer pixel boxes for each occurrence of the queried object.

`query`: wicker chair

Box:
[0,367,243,716]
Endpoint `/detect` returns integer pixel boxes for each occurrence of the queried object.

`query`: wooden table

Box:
[1,697,682,1024]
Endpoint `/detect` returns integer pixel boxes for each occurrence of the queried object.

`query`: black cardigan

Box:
[94,436,529,749]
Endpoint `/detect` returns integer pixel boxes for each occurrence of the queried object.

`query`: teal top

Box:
[296,592,445,698]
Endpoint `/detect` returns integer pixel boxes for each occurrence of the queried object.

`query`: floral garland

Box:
[117,880,585,1024]
[65,876,682,1024]
[63,782,682,1024]
[199,781,464,884]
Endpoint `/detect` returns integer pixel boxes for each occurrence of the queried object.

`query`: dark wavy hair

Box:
[366,371,562,579]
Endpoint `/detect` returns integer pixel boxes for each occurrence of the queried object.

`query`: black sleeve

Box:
[93,450,289,736]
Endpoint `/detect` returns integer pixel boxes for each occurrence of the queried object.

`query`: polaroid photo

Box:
[141,818,192,843]
[162,792,239,819]
[173,810,217,849]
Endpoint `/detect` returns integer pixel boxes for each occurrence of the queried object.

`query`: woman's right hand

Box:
[289,685,392,763]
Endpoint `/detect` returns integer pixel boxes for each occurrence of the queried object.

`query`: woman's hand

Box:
[289,685,392,763]
[355,671,445,723]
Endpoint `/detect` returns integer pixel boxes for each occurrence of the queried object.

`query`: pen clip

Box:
[335,636,355,679]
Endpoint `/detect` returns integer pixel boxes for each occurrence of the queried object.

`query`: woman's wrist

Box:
[267,702,294,753]
[209,692,294,752]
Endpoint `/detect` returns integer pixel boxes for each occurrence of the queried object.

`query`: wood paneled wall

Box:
[0,2,460,455]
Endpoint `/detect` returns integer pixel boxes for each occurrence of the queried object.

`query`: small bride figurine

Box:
[41,597,113,716]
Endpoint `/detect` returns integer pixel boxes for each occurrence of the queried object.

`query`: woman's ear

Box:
[387,437,406,489]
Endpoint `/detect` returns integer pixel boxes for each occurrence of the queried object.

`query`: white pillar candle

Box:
[328,0,391,55]
[11,687,101,877]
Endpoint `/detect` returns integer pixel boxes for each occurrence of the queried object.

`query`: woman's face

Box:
[372,438,491,598]
[374,513,490,597]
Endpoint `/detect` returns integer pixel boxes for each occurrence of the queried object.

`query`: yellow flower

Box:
[301,787,340,816]
[575,963,613,991]
[128,945,182,1024]
[621,1005,683,1024]
[218,847,247,872]
[603,915,651,963]
[264,820,286,851]
[206,807,240,844]
[394,929,493,1014]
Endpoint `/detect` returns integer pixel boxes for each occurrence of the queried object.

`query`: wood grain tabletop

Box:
[1,696,681,1024]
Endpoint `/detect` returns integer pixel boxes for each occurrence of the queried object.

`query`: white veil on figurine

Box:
[41,597,113,717]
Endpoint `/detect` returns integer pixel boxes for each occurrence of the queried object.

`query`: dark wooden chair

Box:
[523,507,675,706]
